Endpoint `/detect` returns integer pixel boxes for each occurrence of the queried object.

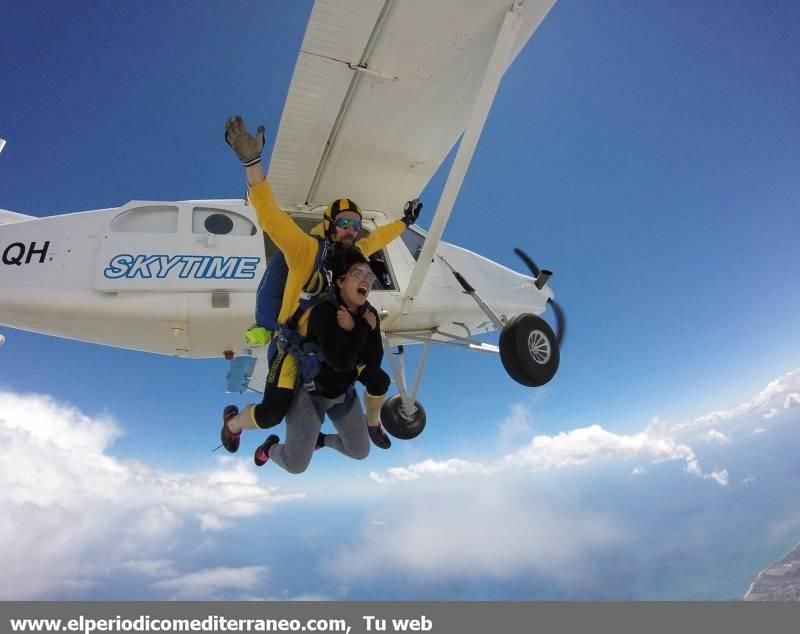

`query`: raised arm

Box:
[225,116,313,268]
[355,198,424,257]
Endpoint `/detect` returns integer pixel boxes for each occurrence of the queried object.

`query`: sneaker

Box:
[244,325,272,347]
[220,405,242,453]
[315,432,326,451]
[254,434,280,467]
[367,423,391,449]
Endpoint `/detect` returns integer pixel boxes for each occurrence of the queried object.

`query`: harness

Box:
[272,238,339,391]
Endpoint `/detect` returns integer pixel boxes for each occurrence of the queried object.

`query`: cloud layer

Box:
[331,369,800,596]
[370,369,800,488]
[2,368,799,599]
[0,391,302,599]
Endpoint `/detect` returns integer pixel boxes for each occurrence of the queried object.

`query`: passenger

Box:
[251,248,384,472]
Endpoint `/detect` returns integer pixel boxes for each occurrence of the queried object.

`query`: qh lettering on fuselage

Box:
[2,241,50,266]
[103,254,261,280]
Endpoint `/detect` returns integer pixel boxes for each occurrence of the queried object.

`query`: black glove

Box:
[402,198,423,226]
[224,115,265,167]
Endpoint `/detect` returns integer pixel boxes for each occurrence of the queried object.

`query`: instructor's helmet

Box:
[323,198,362,237]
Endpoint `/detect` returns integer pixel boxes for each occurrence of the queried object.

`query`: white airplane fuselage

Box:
[0,200,550,359]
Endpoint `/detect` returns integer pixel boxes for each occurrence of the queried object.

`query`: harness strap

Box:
[285,237,332,331]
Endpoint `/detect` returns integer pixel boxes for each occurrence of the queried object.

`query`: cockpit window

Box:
[261,216,397,290]
[111,206,179,233]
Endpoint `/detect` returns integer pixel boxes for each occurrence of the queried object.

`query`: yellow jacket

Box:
[249,179,406,335]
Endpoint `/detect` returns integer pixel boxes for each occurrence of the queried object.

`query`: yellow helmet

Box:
[323,198,361,235]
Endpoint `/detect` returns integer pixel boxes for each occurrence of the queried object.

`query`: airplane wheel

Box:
[499,313,560,387]
[380,395,426,440]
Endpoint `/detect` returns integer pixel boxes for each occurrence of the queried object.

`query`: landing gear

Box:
[380,395,427,440]
[499,313,560,387]
[381,337,431,441]
[381,250,566,436]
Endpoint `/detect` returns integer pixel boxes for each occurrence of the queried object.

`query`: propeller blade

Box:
[514,248,566,346]
[513,248,540,278]
[549,299,567,347]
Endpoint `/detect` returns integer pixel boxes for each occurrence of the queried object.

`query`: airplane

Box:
[0,0,565,441]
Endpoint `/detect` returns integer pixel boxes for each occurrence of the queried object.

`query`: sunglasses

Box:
[348,266,377,286]
[334,217,361,232]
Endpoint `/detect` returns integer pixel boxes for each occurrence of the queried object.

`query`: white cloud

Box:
[369,458,489,484]
[324,482,627,583]
[329,371,800,587]
[370,369,800,490]
[703,469,729,486]
[372,423,722,485]
[119,560,178,578]
[507,425,699,470]
[684,370,800,432]
[497,403,535,448]
[152,566,268,600]
[704,430,732,444]
[0,390,304,599]
[197,513,233,532]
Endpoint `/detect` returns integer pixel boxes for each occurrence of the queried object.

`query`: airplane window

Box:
[400,226,426,260]
[261,216,322,258]
[111,205,179,233]
[368,249,397,291]
[204,213,234,235]
[192,207,257,236]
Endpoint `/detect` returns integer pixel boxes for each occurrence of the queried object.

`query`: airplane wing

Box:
[267,0,556,218]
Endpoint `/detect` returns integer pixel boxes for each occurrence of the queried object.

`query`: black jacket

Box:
[307,300,382,398]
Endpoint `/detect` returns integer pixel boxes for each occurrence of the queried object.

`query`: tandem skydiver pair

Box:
[218,115,423,474]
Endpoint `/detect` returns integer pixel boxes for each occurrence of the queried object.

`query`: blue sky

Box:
[1,0,799,600]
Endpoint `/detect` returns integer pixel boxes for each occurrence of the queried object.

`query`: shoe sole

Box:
[254,435,279,466]
[221,406,241,453]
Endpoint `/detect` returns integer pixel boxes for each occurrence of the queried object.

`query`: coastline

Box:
[743,541,800,601]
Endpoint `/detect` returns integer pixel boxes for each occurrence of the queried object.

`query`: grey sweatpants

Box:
[267,388,370,474]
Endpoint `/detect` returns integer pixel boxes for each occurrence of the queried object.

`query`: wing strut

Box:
[401,2,525,312]
[437,254,506,330]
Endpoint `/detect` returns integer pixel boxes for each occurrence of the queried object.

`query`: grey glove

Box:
[402,198,423,226]
[224,115,265,167]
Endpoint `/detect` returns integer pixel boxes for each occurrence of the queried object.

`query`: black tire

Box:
[380,395,427,440]
[499,313,560,387]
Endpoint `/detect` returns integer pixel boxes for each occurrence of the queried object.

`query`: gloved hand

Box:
[402,198,423,226]
[224,115,265,167]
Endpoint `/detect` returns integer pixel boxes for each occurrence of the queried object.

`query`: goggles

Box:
[334,217,362,232]
[348,266,377,286]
